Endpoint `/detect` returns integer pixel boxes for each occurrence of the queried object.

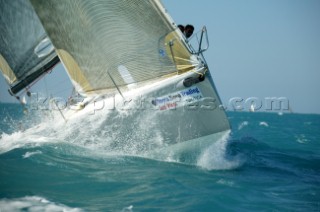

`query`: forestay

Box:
[0,0,59,95]
[30,0,199,96]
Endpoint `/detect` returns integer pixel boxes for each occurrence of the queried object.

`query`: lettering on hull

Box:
[151,86,203,111]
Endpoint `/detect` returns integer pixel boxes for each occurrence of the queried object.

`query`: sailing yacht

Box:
[0,0,230,155]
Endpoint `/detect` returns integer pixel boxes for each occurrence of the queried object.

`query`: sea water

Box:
[0,102,319,211]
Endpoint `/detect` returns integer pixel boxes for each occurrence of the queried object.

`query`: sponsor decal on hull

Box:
[151,86,203,111]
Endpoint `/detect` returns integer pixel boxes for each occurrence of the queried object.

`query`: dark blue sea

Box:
[0,102,319,211]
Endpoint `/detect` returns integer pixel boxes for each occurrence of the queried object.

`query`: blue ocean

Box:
[0,102,319,211]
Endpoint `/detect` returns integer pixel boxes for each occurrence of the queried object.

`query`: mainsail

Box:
[30,0,199,96]
[0,0,59,96]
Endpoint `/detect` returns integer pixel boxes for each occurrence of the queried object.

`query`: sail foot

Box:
[8,56,60,95]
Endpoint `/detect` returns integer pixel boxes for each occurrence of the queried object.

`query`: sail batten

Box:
[30,0,195,96]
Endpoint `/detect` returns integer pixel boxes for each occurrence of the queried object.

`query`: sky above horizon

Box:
[163,0,320,114]
[1,0,320,114]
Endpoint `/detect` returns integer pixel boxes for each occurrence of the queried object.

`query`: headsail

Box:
[0,0,59,96]
[30,0,199,96]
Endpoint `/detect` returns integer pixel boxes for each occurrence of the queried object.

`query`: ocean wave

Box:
[0,130,59,155]
[1,104,234,169]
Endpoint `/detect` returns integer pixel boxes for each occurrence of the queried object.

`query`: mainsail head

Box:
[30,0,199,96]
[0,0,59,96]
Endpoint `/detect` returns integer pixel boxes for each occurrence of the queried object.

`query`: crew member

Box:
[177,24,194,39]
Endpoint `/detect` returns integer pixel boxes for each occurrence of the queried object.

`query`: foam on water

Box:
[259,121,269,127]
[121,205,134,212]
[197,132,244,170]
[295,134,309,144]
[0,130,56,154]
[22,150,43,159]
[0,98,239,170]
[238,121,248,130]
[216,179,235,187]
[0,196,83,212]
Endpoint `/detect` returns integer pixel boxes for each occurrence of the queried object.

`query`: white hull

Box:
[63,71,230,155]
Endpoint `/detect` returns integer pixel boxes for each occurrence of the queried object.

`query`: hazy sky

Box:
[1,0,320,114]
